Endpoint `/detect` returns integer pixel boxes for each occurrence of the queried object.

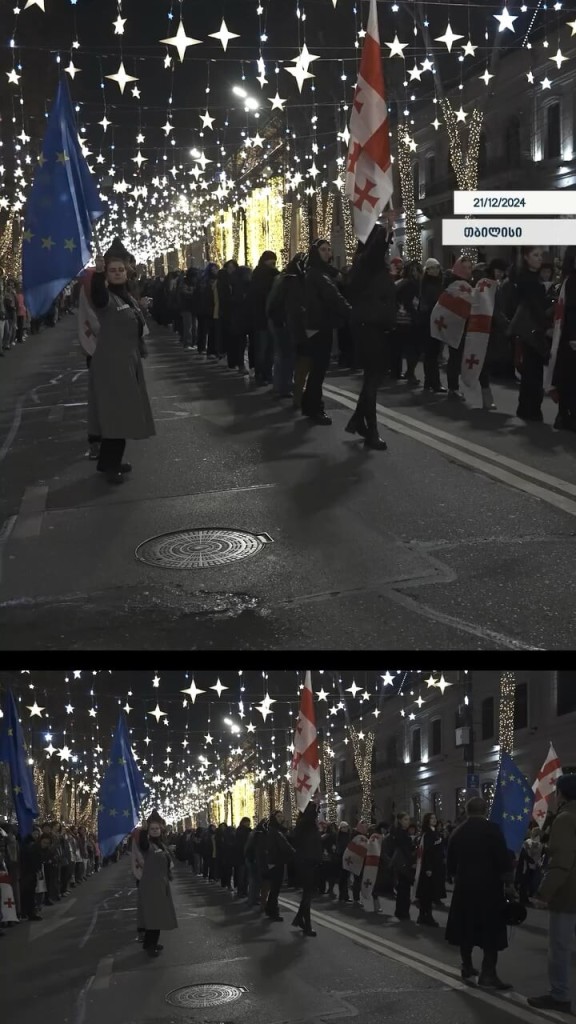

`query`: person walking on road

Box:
[302,239,351,425]
[89,246,156,484]
[137,811,178,958]
[292,802,323,937]
[528,773,576,1014]
[415,812,445,928]
[445,796,515,989]
[390,812,416,921]
[263,810,294,923]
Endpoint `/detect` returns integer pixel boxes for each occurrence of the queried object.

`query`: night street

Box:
[1,320,576,650]
[1,857,572,1024]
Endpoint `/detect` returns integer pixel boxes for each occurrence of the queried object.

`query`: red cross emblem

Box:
[465,354,480,370]
[535,807,546,820]
[459,283,471,294]
[353,177,378,211]
[353,88,364,115]
[476,280,490,292]
[345,855,353,866]
[3,896,14,909]
[347,142,362,174]
[434,316,447,332]
[296,773,311,794]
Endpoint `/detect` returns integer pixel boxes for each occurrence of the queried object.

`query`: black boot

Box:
[345,412,368,438]
[477,973,512,991]
[292,912,305,929]
[461,964,479,980]
[364,430,387,451]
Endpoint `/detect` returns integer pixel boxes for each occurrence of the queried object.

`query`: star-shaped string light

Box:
[211,679,228,697]
[435,22,464,53]
[105,61,139,94]
[209,19,240,51]
[57,745,72,761]
[381,672,395,687]
[65,703,74,714]
[200,111,215,129]
[73,671,82,680]
[347,681,361,697]
[204,732,213,745]
[269,92,287,111]
[26,701,45,717]
[385,34,409,58]
[284,63,314,92]
[255,692,276,721]
[44,742,57,756]
[494,6,518,32]
[462,40,477,56]
[24,0,46,9]
[160,21,202,62]
[113,15,127,35]
[316,688,329,701]
[181,681,205,703]
[148,703,167,723]
[123,702,132,714]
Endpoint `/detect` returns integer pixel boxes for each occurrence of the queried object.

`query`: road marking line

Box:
[11,485,49,540]
[48,405,65,422]
[279,897,563,1024]
[73,974,95,1024]
[325,382,576,500]
[92,954,114,990]
[0,394,26,462]
[323,385,576,519]
[79,905,99,948]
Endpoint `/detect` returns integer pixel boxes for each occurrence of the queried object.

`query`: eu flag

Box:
[489,751,535,857]
[23,77,106,318]
[0,689,39,839]
[97,714,148,859]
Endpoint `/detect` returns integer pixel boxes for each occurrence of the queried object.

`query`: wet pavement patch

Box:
[165,984,247,1009]
[135,528,273,569]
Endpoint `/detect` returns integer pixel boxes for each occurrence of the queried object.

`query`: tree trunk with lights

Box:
[396,125,422,264]
[498,671,516,761]
[440,100,484,261]
[349,726,375,822]
[322,741,338,823]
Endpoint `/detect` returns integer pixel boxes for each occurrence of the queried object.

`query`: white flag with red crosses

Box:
[430,279,474,349]
[291,671,321,812]
[532,743,562,826]
[345,0,393,243]
[0,872,18,922]
[461,278,497,388]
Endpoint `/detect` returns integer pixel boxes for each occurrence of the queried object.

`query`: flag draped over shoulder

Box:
[0,870,18,922]
[342,833,368,876]
[489,751,535,857]
[23,78,106,319]
[361,833,382,901]
[532,743,562,826]
[97,714,148,859]
[290,671,321,812]
[430,279,474,349]
[544,280,566,396]
[345,0,393,243]
[461,278,497,388]
[0,690,39,839]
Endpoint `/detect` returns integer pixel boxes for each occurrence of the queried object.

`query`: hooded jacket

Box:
[305,249,351,331]
[247,255,279,331]
[538,799,576,912]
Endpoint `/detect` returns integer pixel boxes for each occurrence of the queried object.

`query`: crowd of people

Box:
[0,267,76,352]
[1,774,575,1012]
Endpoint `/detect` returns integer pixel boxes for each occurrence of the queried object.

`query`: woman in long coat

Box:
[416,812,446,927]
[137,814,178,957]
[88,250,155,484]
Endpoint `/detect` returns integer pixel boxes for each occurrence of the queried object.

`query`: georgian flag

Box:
[461,278,497,388]
[430,279,474,350]
[342,834,368,876]
[291,671,321,811]
[345,0,393,243]
[544,279,566,396]
[532,743,562,825]
[361,833,382,903]
[0,871,18,922]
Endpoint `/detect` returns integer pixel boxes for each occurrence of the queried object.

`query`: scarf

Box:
[361,833,382,902]
[412,833,425,896]
[131,827,145,881]
[543,277,566,397]
[342,833,368,876]
[0,869,18,921]
[430,278,474,349]
[461,278,497,388]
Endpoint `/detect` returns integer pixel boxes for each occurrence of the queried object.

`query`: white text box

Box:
[442,218,576,246]
[453,191,576,216]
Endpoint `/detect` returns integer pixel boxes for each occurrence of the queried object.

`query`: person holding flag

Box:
[532,743,563,827]
[291,672,321,811]
[97,713,148,864]
[22,78,106,321]
[0,690,39,842]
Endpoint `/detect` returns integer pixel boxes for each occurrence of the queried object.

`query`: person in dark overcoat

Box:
[445,796,515,988]
[336,822,352,902]
[292,802,323,937]
[390,812,416,920]
[89,245,155,484]
[416,812,446,927]
[137,811,178,957]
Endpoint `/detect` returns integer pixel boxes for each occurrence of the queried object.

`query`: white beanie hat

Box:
[424,258,441,271]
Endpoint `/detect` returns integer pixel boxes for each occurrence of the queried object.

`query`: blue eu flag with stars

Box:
[98,714,148,859]
[0,689,39,839]
[23,77,106,318]
[489,751,535,857]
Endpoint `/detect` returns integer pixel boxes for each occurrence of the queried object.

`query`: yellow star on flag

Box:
[41,237,55,250]
[56,151,70,164]
[37,154,46,167]
[109,808,118,816]
[63,238,77,252]
[13,785,23,795]
[23,230,34,242]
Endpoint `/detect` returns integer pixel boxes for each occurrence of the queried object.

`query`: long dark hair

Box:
[561,247,576,278]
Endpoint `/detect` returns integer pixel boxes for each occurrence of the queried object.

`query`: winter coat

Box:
[178,272,199,314]
[445,816,513,951]
[347,268,397,329]
[395,277,420,326]
[305,264,351,331]
[217,268,248,325]
[137,833,178,931]
[390,826,416,882]
[284,274,307,346]
[514,266,549,333]
[234,824,252,865]
[248,262,279,331]
[416,274,444,328]
[537,799,576,912]
[264,819,294,867]
[292,821,323,868]
[552,273,576,390]
[88,275,156,441]
[196,279,216,318]
[416,827,446,902]
[245,826,268,872]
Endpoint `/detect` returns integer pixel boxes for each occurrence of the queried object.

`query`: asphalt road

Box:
[0,858,571,1024]
[1,318,575,650]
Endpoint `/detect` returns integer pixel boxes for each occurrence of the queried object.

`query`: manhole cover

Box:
[166,984,246,1009]
[135,529,273,569]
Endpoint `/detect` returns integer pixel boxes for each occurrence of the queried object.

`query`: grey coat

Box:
[137,839,178,932]
[88,292,156,440]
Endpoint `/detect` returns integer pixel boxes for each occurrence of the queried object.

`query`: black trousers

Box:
[447,339,465,390]
[296,865,315,929]
[395,875,412,918]
[338,868,350,900]
[143,928,160,950]
[265,864,284,918]
[224,324,247,369]
[197,315,212,354]
[423,334,442,389]
[20,874,37,918]
[517,341,544,418]
[460,945,498,973]
[302,329,333,415]
[97,439,126,472]
[86,356,102,445]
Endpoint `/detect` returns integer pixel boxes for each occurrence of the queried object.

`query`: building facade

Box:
[332,671,576,826]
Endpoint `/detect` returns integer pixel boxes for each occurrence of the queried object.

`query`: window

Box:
[412,794,422,823]
[455,787,467,819]
[514,682,528,730]
[505,116,522,167]
[427,236,435,259]
[546,103,561,159]
[411,728,421,763]
[481,697,495,740]
[429,718,442,757]
[557,672,576,715]
[386,736,398,766]
[482,781,495,805]
[432,791,443,817]
[478,132,488,178]
[426,153,436,185]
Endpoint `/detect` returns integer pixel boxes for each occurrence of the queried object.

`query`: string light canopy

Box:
[0,1,569,268]
[498,671,516,762]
